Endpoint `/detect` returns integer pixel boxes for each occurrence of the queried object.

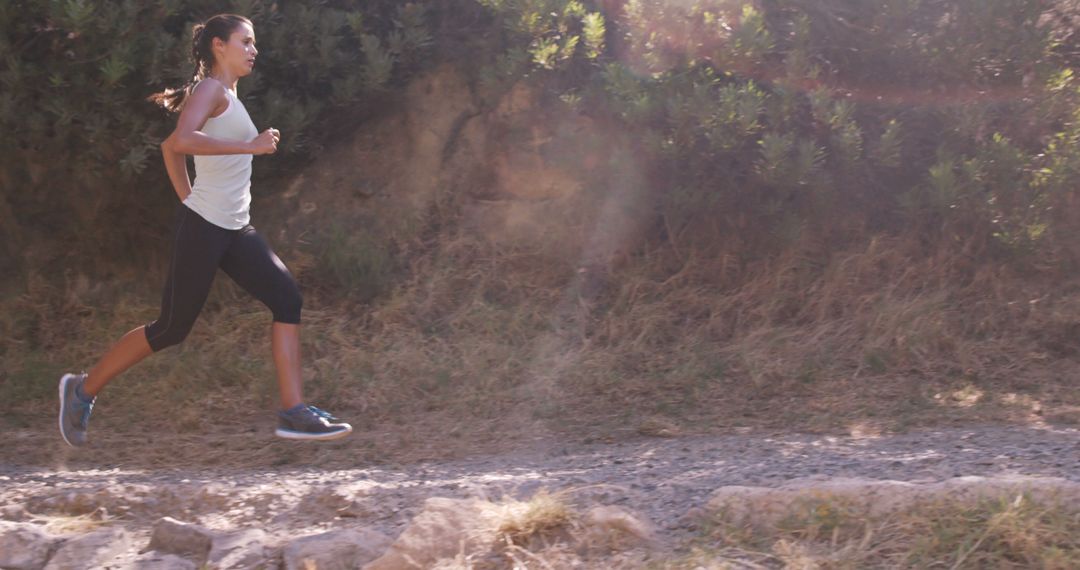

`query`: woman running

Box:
[58,14,351,446]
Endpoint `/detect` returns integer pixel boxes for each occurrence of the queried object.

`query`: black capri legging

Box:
[145,203,302,352]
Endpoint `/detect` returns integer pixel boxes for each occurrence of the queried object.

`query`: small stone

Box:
[335,500,370,519]
[128,552,198,570]
[208,528,271,569]
[583,505,657,547]
[147,517,214,563]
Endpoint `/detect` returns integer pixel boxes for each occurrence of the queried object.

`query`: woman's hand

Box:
[250,128,281,155]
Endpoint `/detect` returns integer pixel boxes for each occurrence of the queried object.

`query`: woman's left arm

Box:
[160,138,192,202]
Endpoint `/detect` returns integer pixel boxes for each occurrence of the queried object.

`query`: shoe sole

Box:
[274,424,353,441]
[58,373,79,448]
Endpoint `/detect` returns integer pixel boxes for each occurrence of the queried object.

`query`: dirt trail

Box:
[1,424,1077,567]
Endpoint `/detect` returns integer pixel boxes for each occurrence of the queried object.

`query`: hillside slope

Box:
[2,65,1078,469]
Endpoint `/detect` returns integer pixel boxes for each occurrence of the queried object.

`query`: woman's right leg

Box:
[83,204,230,396]
[81,326,153,396]
[60,205,233,446]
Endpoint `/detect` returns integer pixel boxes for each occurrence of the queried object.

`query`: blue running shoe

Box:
[275,404,352,441]
[58,372,95,447]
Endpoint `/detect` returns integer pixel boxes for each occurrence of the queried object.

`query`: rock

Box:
[335,500,372,519]
[364,498,503,570]
[146,518,273,569]
[584,506,656,543]
[581,506,657,552]
[208,528,273,569]
[146,517,213,563]
[1,504,28,522]
[283,528,391,570]
[126,552,198,570]
[44,527,130,570]
[0,521,58,570]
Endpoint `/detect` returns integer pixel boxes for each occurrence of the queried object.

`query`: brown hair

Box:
[147,14,253,113]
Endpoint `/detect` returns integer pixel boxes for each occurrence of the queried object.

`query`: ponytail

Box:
[148,15,252,113]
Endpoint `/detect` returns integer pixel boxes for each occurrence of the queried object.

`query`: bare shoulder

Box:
[191,77,227,97]
[172,77,228,133]
[191,78,228,103]
[187,78,229,118]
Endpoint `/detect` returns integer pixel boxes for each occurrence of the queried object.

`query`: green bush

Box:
[472,0,1080,265]
[6,0,1080,282]
[0,0,434,278]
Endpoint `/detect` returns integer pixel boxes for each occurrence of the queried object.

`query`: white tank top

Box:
[183,84,259,230]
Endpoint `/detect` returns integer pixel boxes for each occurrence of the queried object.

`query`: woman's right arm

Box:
[161,79,278,156]
[159,79,278,201]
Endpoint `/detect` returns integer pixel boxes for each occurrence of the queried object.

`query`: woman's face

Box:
[213,22,257,77]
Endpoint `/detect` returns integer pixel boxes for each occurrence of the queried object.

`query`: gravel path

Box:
[2,424,1076,549]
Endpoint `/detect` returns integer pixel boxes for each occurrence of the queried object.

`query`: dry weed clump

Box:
[30,508,111,535]
[441,491,659,569]
[493,490,578,546]
[680,492,1079,569]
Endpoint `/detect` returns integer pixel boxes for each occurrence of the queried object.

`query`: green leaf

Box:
[59,0,95,31]
[119,144,149,177]
[582,12,604,59]
[873,119,903,168]
[100,53,132,86]
[361,34,395,87]
[530,37,559,69]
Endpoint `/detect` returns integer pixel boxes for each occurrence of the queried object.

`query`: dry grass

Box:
[493,490,578,546]
[362,488,1078,569]
[3,197,1080,468]
[431,491,659,569]
[671,492,1080,569]
[29,508,111,535]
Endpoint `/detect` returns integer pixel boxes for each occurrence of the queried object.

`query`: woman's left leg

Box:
[270,322,303,410]
[219,225,351,440]
[219,226,304,409]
